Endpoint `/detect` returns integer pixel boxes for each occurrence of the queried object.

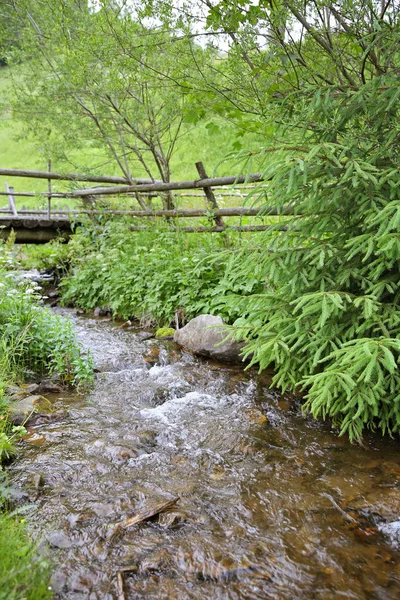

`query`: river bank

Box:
[7,306,400,599]
[0,263,92,600]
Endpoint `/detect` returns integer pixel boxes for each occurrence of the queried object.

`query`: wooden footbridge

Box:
[0,164,286,243]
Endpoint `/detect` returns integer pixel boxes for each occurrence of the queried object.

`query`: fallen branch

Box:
[321,493,357,523]
[115,565,139,600]
[110,497,180,540]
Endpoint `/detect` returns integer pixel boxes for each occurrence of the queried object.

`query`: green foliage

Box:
[222,69,400,441]
[0,513,51,600]
[0,270,93,388]
[18,238,70,273]
[60,222,260,325]
[0,233,93,387]
[0,415,26,465]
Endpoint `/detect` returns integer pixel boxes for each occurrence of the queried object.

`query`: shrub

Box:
[60,222,261,325]
[0,269,93,388]
[223,76,400,441]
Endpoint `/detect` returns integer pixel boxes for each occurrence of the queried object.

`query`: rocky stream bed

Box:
[7,308,400,599]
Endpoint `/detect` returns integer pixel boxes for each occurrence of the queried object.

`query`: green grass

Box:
[0,65,266,212]
[0,238,96,600]
[0,513,52,600]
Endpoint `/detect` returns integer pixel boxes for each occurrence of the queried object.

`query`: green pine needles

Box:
[226,73,400,442]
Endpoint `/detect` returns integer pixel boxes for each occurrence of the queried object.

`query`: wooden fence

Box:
[0,162,290,237]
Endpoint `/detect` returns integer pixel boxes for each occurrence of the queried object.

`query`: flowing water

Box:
[8,310,400,599]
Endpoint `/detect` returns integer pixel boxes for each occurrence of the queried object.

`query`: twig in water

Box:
[110,496,180,541]
[116,570,126,600]
[321,493,357,523]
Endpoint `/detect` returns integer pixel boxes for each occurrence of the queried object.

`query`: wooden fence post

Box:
[5,183,18,216]
[195,161,224,228]
[47,160,52,219]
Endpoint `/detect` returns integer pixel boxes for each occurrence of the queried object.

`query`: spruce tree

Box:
[218,6,400,441]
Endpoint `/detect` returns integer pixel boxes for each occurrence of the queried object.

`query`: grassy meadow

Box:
[0,65,266,215]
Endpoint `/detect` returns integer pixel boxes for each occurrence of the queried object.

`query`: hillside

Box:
[0,66,264,210]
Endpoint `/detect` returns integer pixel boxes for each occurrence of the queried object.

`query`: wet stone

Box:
[21,383,40,394]
[9,394,54,425]
[144,345,160,364]
[94,306,111,317]
[110,446,137,462]
[67,511,97,529]
[157,511,186,528]
[246,408,268,425]
[38,379,63,393]
[5,384,23,397]
[174,314,244,363]
[137,331,155,340]
[349,489,400,521]
[32,472,44,490]
[32,409,68,426]
[23,431,47,445]
[378,521,400,548]
[47,530,73,549]
[140,548,173,574]
[6,383,40,400]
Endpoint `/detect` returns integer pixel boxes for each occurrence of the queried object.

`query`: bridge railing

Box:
[0,162,293,236]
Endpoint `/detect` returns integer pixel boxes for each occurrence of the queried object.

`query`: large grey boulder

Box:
[174,314,244,363]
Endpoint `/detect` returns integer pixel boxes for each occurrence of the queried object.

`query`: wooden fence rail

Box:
[0,206,293,218]
[0,163,284,241]
[70,173,264,197]
[130,224,288,233]
[0,168,156,185]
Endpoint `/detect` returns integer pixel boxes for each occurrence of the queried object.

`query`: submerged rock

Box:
[47,531,72,549]
[138,331,155,340]
[158,510,186,528]
[94,306,111,317]
[174,314,244,363]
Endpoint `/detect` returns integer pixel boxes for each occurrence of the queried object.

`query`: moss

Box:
[155,327,175,338]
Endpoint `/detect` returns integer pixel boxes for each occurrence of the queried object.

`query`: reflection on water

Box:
[9,309,400,599]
